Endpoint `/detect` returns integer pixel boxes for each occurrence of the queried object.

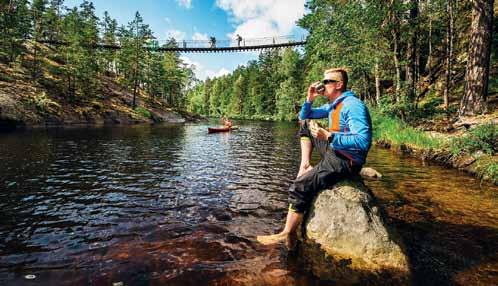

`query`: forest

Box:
[186,1,496,123]
[1,1,495,121]
[1,0,194,113]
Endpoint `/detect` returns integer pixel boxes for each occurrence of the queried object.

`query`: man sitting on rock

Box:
[257,68,372,245]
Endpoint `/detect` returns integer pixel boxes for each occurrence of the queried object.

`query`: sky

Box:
[65,0,308,80]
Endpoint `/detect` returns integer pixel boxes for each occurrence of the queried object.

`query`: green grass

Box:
[474,155,498,184]
[449,123,497,156]
[449,123,497,184]
[371,111,444,150]
[371,109,497,184]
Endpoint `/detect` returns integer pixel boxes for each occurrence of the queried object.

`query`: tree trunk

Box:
[390,0,402,102]
[375,63,381,105]
[405,0,418,103]
[459,0,493,116]
[362,71,371,103]
[443,0,454,111]
[132,77,138,109]
[425,12,433,73]
[392,26,402,102]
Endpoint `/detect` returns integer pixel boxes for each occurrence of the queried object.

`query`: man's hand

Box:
[309,121,332,141]
[306,81,322,102]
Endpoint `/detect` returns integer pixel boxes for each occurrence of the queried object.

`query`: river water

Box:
[0,121,496,286]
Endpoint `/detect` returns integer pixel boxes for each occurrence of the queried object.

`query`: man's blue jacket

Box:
[299,90,372,166]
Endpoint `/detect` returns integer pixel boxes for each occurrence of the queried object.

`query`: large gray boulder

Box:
[298,179,410,284]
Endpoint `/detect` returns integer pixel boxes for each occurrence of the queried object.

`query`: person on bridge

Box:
[256,68,372,245]
[236,34,242,47]
[210,36,216,48]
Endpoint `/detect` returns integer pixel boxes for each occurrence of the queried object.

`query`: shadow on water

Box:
[375,193,498,286]
[0,121,496,285]
[365,148,498,286]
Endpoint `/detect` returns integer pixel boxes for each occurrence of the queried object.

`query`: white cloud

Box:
[204,68,230,79]
[166,29,186,41]
[192,32,209,42]
[214,68,230,78]
[216,0,305,39]
[181,56,202,72]
[176,0,192,9]
[180,56,230,80]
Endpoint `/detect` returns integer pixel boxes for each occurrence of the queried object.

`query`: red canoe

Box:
[208,126,238,134]
[208,126,231,133]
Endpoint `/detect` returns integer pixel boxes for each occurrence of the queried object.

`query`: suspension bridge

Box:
[37,35,306,53]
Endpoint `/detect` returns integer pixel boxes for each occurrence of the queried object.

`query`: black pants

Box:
[288,120,361,213]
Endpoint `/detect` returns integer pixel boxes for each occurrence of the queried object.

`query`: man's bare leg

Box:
[256,209,303,245]
[256,137,312,245]
[297,137,313,177]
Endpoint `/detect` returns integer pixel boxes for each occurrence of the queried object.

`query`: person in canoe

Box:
[256,68,372,245]
[221,117,232,128]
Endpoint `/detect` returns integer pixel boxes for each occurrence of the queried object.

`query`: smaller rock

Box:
[24,274,36,280]
[359,167,382,179]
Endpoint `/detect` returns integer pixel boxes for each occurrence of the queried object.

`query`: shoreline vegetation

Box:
[371,111,497,185]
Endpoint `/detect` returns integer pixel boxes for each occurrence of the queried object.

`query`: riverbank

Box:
[371,111,497,185]
[0,59,200,131]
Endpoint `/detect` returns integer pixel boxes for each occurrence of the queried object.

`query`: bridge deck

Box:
[37,40,306,53]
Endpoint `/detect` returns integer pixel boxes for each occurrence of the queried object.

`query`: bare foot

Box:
[256,232,289,245]
[297,164,313,178]
[285,233,297,250]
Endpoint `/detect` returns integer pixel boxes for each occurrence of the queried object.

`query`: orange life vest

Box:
[328,100,354,164]
[329,101,344,132]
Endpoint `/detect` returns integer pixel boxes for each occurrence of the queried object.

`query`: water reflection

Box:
[0,121,496,285]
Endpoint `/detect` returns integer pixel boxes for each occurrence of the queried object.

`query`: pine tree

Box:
[44,0,63,43]
[30,0,48,78]
[100,11,117,76]
[459,0,494,116]
[0,0,31,63]
[117,11,151,108]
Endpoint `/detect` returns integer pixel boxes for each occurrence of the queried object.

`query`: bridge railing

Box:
[156,35,306,49]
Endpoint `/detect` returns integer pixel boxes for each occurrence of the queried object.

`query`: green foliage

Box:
[371,110,443,150]
[450,123,497,156]
[275,80,298,121]
[56,1,101,99]
[0,1,194,109]
[27,91,61,115]
[372,110,497,183]
[0,0,31,63]
[186,48,303,120]
[135,106,151,119]
[473,156,497,184]
[100,11,118,75]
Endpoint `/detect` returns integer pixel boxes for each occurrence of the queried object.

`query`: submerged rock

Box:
[299,179,410,284]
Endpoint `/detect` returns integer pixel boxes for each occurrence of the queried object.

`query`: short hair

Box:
[324,68,348,90]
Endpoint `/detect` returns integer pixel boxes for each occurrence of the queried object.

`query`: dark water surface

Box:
[0,121,496,286]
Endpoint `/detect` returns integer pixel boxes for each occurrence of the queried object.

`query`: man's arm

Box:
[299,82,330,120]
[331,102,372,151]
[299,101,329,120]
